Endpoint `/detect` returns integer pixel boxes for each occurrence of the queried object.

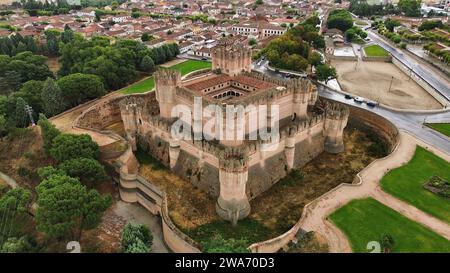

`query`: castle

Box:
[118,40,349,224]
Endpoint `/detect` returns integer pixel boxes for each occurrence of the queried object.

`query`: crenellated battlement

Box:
[325,101,350,120]
[154,69,181,87]
[218,146,249,172]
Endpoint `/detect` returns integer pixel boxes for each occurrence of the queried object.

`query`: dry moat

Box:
[137,127,385,247]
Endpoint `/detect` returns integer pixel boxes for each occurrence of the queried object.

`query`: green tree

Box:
[36,174,111,240]
[57,73,105,107]
[201,234,250,253]
[398,0,421,17]
[41,77,65,117]
[0,114,7,136]
[327,9,353,32]
[14,97,28,127]
[139,55,155,72]
[37,114,61,156]
[141,33,152,42]
[0,236,34,253]
[14,80,44,117]
[50,133,99,162]
[0,187,32,237]
[121,223,153,253]
[380,234,395,253]
[316,64,337,84]
[59,157,108,187]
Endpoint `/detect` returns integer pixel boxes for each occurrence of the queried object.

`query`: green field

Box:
[381,146,450,223]
[363,44,389,57]
[121,60,211,94]
[168,59,212,76]
[330,198,450,253]
[426,123,450,137]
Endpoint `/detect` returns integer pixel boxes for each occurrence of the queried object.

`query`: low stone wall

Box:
[160,194,202,253]
[327,53,358,62]
[391,57,449,106]
[248,106,400,253]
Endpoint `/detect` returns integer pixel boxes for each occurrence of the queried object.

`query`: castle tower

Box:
[323,102,349,153]
[212,41,252,76]
[284,127,297,170]
[216,148,250,225]
[119,97,146,151]
[289,79,318,120]
[155,69,181,119]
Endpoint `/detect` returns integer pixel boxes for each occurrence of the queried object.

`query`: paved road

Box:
[253,61,450,156]
[367,30,450,101]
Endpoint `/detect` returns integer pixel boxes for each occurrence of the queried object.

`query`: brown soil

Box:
[331,59,442,110]
[139,164,219,230]
[284,232,329,253]
[46,57,60,74]
[0,127,53,193]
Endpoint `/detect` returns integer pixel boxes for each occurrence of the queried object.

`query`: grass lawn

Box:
[364,44,389,57]
[121,59,211,94]
[329,198,450,253]
[168,59,212,76]
[426,123,450,137]
[380,146,450,223]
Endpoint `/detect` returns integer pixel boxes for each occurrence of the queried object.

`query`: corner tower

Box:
[155,69,181,119]
[323,102,349,153]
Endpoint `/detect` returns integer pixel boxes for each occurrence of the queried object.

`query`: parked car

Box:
[344,94,353,99]
[201,57,208,61]
[366,101,378,107]
[354,97,365,103]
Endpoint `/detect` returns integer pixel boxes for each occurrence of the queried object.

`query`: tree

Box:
[0,114,6,136]
[327,9,353,32]
[41,77,65,117]
[139,55,155,72]
[36,174,111,240]
[50,133,99,162]
[308,52,323,71]
[59,157,108,187]
[141,33,151,42]
[57,73,105,107]
[316,64,337,84]
[0,236,34,253]
[398,0,421,17]
[248,38,257,46]
[380,234,395,253]
[121,223,153,253]
[37,114,61,156]
[0,187,32,237]
[14,97,28,128]
[201,234,250,253]
[14,80,44,117]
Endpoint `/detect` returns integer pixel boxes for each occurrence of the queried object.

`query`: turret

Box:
[119,97,146,150]
[288,78,318,120]
[323,102,349,153]
[216,147,250,225]
[212,41,252,76]
[155,69,181,119]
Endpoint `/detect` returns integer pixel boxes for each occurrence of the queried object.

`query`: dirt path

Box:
[300,131,450,252]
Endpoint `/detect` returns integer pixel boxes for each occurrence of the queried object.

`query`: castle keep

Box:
[119,40,349,224]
